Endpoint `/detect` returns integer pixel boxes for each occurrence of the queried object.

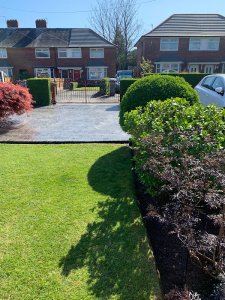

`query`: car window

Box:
[201,76,216,90]
[211,77,224,91]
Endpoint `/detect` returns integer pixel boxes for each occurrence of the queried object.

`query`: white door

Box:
[204,65,214,73]
[189,64,199,73]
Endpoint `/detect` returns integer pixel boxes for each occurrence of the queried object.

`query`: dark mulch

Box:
[134,175,225,300]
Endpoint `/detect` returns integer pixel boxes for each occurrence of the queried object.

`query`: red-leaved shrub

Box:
[0,83,33,120]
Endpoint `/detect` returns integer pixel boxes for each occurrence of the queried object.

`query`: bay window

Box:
[0,67,12,76]
[88,67,107,80]
[34,68,52,78]
[156,62,180,73]
[0,48,7,58]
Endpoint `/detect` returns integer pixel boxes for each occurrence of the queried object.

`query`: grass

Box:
[0,144,160,300]
[73,87,100,91]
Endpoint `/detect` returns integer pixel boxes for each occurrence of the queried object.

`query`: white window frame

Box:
[87,67,107,80]
[58,48,82,58]
[0,67,13,76]
[189,38,220,51]
[160,39,179,51]
[0,48,7,58]
[34,68,51,78]
[90,48,104,58]
[35,48,50,58]
[188,64,199,73]
[155,62,180,73]
[223,63,225,73]
[204,64,215,73]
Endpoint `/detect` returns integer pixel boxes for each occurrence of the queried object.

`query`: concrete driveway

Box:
[0,104,129,143]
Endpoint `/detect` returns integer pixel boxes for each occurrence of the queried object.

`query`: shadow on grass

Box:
[59,147,159,299]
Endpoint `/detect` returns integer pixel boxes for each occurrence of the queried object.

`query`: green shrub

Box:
[125,97,225,147]
[120,78,138,100]
[144,73,210,88]
[127,97,225,283]
[27,78,52,107]
[120,75,200,127]
[71,82,78,90]
[101,78,110,96]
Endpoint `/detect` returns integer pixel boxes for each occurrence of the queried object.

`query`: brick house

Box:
[0,19,116,81]
[136,14,225,74]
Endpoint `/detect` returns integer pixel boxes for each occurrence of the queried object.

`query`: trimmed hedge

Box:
[120,75,200,127]
[120,78,138,100]
[101,78,110,96]
[27,78,52,107]
[144,73,210,88]
[71,82,78,90]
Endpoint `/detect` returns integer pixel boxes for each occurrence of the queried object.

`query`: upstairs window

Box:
[58,48,82,58]
[90,48,104,58]
[189,38,220,51]
[160,39,179,51]
[0,48,7,58]
[35,48,50,58]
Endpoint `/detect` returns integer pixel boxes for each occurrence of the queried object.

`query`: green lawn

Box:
[0,144,160,300]
[73,87,100,91]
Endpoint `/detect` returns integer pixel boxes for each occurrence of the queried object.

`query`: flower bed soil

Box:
[133,174,225,299]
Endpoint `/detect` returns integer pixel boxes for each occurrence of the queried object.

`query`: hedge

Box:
[120,78,138,100]
[101,78,110,96]
[144,73,210,88]
[120,75,200,127]
[27,78,52,107]
[71,82,79,90]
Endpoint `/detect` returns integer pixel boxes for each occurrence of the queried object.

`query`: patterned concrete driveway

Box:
[0,104,129,143]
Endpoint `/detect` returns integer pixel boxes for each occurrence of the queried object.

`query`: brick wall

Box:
[137,37,225,73]
[7,47,116,80]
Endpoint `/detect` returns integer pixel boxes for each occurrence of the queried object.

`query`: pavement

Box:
[0,104,130,143]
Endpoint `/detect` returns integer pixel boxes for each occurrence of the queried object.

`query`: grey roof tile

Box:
[0,28,115,48]
[144,14,225,37]
[70,29,114,47]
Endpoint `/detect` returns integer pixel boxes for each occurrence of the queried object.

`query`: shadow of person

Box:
[59,146,159,299]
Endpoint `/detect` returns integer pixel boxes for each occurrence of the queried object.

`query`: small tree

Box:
[0,83,33,120]
[140,57,154,76]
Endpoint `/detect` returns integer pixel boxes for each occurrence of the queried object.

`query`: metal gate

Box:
[55,79,120,104]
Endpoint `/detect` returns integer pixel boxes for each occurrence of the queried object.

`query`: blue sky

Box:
[0,0,224,36]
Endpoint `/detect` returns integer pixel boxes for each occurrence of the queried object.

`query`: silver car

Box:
[195,74,225,107]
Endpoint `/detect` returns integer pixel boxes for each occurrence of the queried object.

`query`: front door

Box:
[204,65,214,73]
[189,64,199,73]
[73,70,81,81]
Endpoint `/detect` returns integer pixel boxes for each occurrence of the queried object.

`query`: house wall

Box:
[6,47,116,79]
[137,37,225,73]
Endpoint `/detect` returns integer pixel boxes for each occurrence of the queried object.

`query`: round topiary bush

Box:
[120,75,200,126]
[0,82,33,121]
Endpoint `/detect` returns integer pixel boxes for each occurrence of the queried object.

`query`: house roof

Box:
[0,28,115,48]
[142,14,225,38]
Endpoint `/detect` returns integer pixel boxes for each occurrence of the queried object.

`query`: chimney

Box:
[35,19,47,28]
[7,19,19,28]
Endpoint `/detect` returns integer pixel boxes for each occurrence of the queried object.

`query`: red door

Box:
[73,70,81,81]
